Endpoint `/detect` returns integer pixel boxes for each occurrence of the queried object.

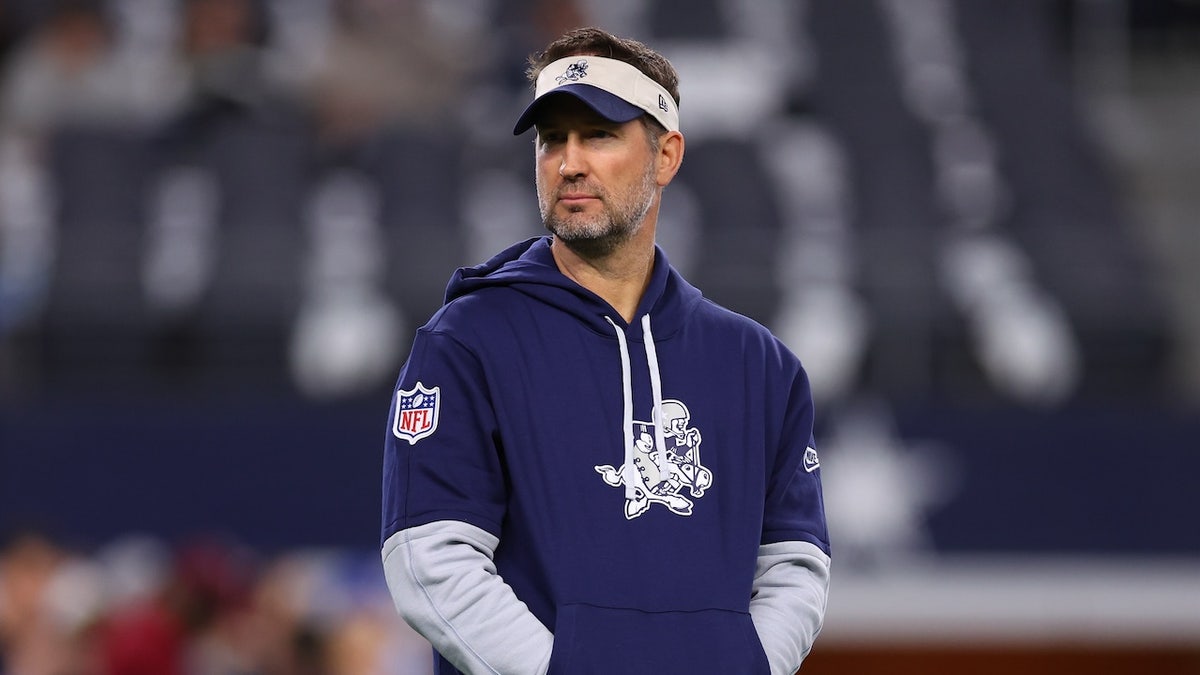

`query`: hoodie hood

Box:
[445,236,701,338]
[446,235,705,504]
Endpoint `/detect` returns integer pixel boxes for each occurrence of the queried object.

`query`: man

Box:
[381,27,830,675]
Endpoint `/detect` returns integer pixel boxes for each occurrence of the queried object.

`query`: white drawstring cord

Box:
[642,314,670,482]
[605,316,637,501]
[606,314,670,501]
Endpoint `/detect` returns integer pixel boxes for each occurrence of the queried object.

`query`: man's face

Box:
[534,96,661,257]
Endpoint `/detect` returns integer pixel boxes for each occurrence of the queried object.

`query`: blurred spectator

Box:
[0,0,136,131]
[1,529,435,675]
[175,0,278,119]
[0,529,105,675]
[98,590,185,675]
[303,0,487,148]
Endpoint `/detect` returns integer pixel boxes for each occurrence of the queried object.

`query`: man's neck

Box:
[550,229,656,324]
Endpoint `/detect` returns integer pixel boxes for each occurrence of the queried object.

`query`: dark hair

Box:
[526,27,681,108]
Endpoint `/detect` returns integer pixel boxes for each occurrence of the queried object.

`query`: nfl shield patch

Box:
[393,382,440,445]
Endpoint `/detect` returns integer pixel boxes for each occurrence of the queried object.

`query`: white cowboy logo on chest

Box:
[595,399,714,519]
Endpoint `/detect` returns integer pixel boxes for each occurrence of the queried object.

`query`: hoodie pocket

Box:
[547,603,770,675]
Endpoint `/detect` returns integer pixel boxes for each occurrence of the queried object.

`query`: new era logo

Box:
[803,446,820,473]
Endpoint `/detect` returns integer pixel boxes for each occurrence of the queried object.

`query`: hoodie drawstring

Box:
[606,315,669,501]
[606,316,637,500]
[642,314,670,482]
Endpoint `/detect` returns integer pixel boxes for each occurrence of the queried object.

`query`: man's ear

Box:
[656,131,685,187]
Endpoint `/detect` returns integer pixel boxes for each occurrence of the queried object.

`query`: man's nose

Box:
[559,136,587,179]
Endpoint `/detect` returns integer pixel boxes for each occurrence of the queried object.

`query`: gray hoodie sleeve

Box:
[749,540,832,675]
[381,520,554,675]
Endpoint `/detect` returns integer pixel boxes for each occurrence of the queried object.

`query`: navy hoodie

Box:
[382,236,830,674]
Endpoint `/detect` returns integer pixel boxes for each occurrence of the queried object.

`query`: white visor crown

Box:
[517,56,680,134]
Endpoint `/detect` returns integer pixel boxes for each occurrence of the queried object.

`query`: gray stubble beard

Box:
[538,161,658,259]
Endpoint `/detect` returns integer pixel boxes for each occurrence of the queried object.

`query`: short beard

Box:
[552,225,630,259]
[539,162,658,260]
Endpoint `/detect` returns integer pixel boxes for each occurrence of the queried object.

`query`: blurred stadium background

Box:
[1,0,1198,673]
